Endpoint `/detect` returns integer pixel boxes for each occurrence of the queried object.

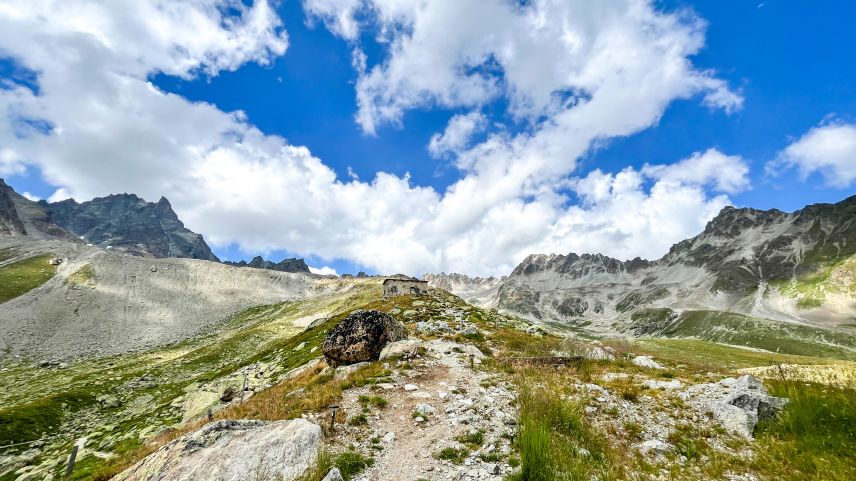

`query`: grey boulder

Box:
[322,310,407,366]
[110,418,322,481]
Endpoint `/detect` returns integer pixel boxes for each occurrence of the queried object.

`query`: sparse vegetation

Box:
[66,264,95,285]
[333,451,374,480]
[0,254,56,303]
[753,380,856,480]
[434,447,469,465]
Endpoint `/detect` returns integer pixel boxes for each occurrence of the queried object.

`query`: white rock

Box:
[404,384,419,391]
[632,356,664,370]
[379,339,424,360]
[415,403,436,415]
[111,419,322,481]
[293,342,306,351]
[642,379,682,390]
[382,432,396,443]
[634,439,672,455]
[321,468,344,481]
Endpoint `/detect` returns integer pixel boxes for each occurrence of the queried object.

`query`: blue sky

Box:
[1,1,855,276]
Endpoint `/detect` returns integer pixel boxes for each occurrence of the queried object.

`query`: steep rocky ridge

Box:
[427,195,856,334]
[0,180,218,260]
[224,255,310,273]
[0,179,74,239]
[45,194,219,261]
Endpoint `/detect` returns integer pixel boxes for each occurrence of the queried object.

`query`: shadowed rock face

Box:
[44,194,219,261]
[0,179,26,236]
[322,310,408,366]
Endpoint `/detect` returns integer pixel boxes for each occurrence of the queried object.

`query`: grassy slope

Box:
[774,254,856,309]
[4,282,854,480]
[0,279,380,481]
[646,310,856,361]
[0,254,56,303]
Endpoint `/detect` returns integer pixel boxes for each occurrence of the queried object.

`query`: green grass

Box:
[508,374,618,481]
[66,264,95,285]
[333,451,374,480]
[455,429,484,448]
[650,310,856,361]
[775,255,856,308]
[636,338,841,371]
[753,380,856,480]
[0,254,56,303]
[434,447,469,465]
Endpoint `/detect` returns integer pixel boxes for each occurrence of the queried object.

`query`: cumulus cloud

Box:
[309,265,338,276]
[0,0,745,276]
[306,0,742,134]
[428,112,486,158]
[768,121,856,188]
[642,148,750,194]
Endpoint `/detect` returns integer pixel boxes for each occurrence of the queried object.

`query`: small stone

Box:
[404,384,419,391]
[632,355,664,370]
[321,467,344,481]
[382,432,395,443]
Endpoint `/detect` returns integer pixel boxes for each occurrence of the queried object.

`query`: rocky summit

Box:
[45,194,219,261]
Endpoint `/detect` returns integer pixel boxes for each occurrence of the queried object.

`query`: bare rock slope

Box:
[0,237,320,360]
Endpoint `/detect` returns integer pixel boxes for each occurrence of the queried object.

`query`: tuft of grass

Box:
[455,429,484,448]
[508,373,620,481]
[435,447,469,465]
[334,451,374,480]
[753,380,856,480]
[667,423,710,461]
[0,254,56,303]
[348,413,368,426]
[357,394,387,409]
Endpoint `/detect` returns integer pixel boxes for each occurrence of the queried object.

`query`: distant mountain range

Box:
[224,256,310,273]
[1,179,307,271]
[426,195,856,335]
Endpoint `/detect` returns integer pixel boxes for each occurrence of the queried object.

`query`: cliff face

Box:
[0,179,26,236]
[44,194,219,261]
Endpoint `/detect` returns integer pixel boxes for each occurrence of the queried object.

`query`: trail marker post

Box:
[65,437,86,478]
[329,404,339,430]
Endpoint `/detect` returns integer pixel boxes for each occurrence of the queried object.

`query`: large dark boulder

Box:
[322,310,407,366]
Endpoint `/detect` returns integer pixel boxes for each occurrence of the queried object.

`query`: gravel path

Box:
[330,339,517,481]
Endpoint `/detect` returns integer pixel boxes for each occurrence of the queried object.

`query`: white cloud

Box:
[428,111,486,158]
[0,0,745,277]
[306,0,742,134]
[642,148,750,194]
[309,265,338,276]
[21,191,40,201]
[769,122,856,188]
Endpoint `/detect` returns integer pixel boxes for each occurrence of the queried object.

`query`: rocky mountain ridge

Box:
[0,179,219,261]
[427,195,856,333]
[223,255,310,273]
[45,193,220,261]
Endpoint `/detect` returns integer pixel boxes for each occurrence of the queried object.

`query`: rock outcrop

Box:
[224,255,310,273]
[681,375,789,437]
[322,310,407,366]
[0,179,26,236]
[45,194,219,261]
[111,418,322,481]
